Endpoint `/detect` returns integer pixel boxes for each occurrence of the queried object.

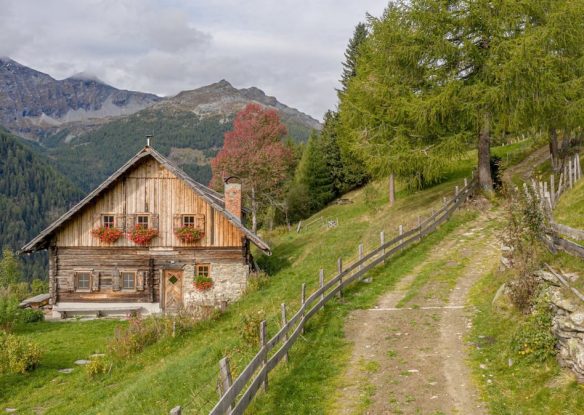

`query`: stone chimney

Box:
[224,177,242,221]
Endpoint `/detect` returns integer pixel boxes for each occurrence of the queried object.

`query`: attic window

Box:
[183,215,195,227]
[137,215,149,229]
[102,215,115,228]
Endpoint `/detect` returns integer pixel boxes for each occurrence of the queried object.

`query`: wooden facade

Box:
[23,147,270,315]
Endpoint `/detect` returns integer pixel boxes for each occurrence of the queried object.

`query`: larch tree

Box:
[210,103,293,232]
[340,22,369,94]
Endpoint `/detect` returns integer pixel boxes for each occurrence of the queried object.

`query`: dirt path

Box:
[502,145,549,184]
[331,209,501,415]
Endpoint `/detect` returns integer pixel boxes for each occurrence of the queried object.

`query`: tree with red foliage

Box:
[210,103,293,232]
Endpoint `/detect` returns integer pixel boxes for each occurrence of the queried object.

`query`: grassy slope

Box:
[555,178,584,229]
[1,141,535,414]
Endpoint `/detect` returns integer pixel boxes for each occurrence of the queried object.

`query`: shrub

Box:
[108,316,165,359]
[0,332,42,374]
[19,308,44,323]
[85,356,112,378]
[511,295,557,363]
[240,310,265,348]
[0,294,20,332]
[502,186,547,310]
[91,226,123,243]
[246,271,270,293]
[193,275,213,291]
[127,225,158,246]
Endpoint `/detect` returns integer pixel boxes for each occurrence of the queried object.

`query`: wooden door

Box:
[163,270,183,311]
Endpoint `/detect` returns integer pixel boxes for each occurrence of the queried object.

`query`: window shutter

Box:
[151,213,159,230]
[112,269,121,291]
[92,214,101,227]
[126,214,136,231]
[91,271,100,292]
[195,214,206,230]
[71,273,76,292]
[114,214,126,230]
[137,271,146,291]
[173,214,182,231]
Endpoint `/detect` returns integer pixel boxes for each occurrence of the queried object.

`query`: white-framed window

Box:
[182,215,195,227]
[121,272,136,290]
[102,215,115,228]
[75,271,91,291]
[137,215,149,229]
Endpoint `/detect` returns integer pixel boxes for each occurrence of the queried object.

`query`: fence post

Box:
[319,269,324,301]
[443,196,447,207]
[218,357,234,411]
[337,257,343,298]
[301,283,306,334]
[296,221,302,233]
[380,231,385,264]
[455,185,459,198]
[260,320,268,391]
[550,174,555,207]
[170,406,181,415]
[281,304,289,363]
[569,158,574,189]
[358,243,364,272]
[464,178,468,188]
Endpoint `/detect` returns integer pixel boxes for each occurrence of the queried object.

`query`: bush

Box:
[19,308,44,323]
[240,310,265,348]
[246,272,270,293]
[0,294,20,331]
[85,356,112,378]
[0,332,42,374]
[511,295,557,363]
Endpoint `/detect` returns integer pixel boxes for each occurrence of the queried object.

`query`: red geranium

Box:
[175,226,204,243]
[91,226,123,243]
[127,225,158,246]
[193,275,213,291]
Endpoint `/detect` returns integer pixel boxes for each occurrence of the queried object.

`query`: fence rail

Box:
[200,175,477,415]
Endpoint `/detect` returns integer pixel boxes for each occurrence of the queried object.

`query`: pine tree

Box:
[340,22,369,93]
[294,131,335,213]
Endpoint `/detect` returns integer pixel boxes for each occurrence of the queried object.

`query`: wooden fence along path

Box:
[188,175,478,415]
[532,153,584,259]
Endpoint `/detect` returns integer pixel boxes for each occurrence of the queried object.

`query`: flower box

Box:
[127,225,158,246]
[91,226,123,244]
[193,275,213,292]
[175,226,204,243]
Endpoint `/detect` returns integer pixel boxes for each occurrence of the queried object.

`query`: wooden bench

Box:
[56,305,143,319]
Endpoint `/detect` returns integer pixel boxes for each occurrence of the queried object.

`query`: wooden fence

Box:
[196,175,478,415]
[532,153,581,211]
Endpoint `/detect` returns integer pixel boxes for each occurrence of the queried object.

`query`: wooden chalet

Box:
[21,146,270,318]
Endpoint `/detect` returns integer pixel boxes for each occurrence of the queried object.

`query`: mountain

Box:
[0,126,83,280]
[0,57,161,140]
[46,80,321,192]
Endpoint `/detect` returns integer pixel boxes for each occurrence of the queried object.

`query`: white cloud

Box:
[0,0,388,119]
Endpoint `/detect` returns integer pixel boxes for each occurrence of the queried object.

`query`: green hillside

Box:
[0,127,83,279]
[0,140,536,414]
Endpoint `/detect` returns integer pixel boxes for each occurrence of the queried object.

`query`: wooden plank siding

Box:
[55,158,245,249]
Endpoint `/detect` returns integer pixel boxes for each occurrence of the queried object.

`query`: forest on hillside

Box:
[0,127,83,280]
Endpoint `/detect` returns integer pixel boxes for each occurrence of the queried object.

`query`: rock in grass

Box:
[58,368,74,374]
[74,359,90,365]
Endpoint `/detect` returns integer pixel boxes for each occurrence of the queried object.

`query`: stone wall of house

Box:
[181,262,249,309]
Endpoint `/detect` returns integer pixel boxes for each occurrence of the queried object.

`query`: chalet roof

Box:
[20,146,271,254]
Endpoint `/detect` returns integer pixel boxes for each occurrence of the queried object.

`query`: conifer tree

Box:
[340,22,368,93]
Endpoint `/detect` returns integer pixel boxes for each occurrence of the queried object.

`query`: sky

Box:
[0,0,388,120]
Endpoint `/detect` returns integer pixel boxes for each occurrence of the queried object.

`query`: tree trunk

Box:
[549,127,560,172]
[478,113,493,192]
[389,174,395,206]
[251,186,258,233]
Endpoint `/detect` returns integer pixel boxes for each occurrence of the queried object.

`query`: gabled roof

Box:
[20,146,271,254]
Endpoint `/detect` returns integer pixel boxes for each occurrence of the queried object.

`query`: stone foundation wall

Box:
[181,262,249,309]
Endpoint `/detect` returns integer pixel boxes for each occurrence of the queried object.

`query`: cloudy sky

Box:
[0,0,388,120]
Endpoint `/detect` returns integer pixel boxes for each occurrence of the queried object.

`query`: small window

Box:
[76,272,91,291]
[137,215,149,229]
[196,264,210,277]
[183,215,195,227]
[102,215,115,228]
[121,272,135,290]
